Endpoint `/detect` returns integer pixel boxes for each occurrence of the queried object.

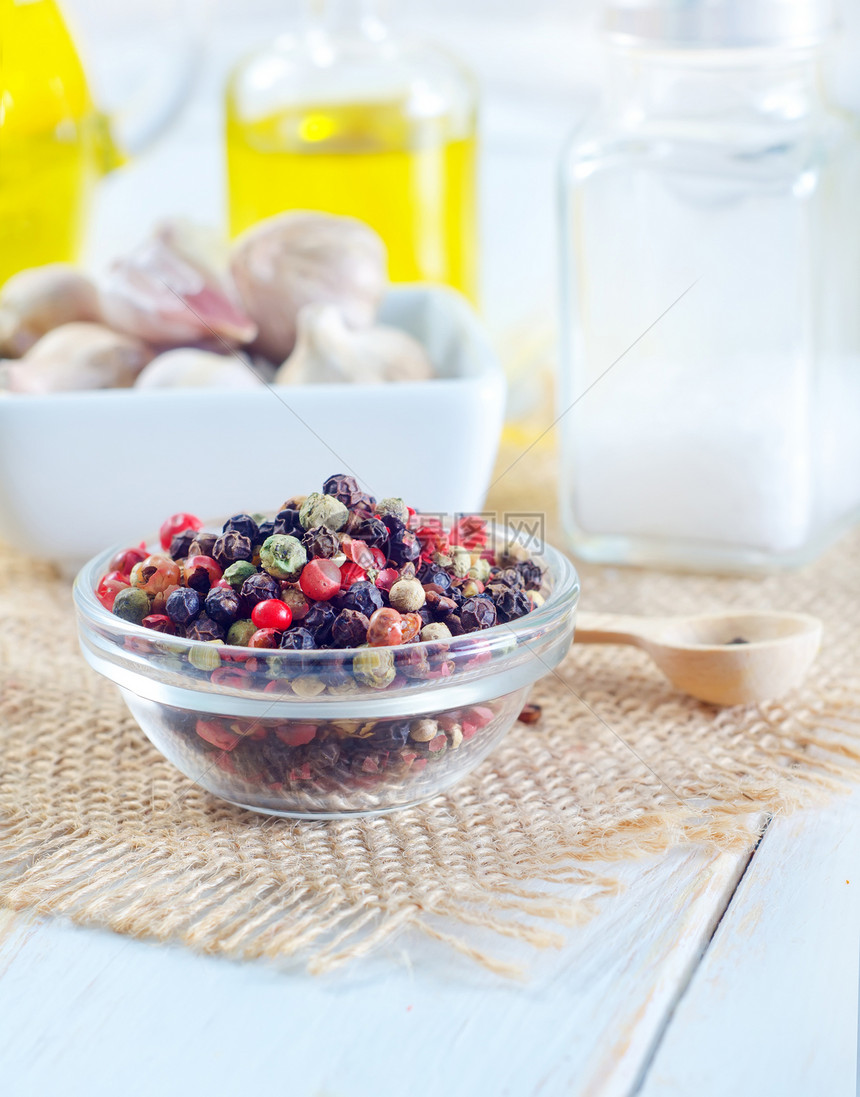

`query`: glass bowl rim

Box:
[74,521,581,665]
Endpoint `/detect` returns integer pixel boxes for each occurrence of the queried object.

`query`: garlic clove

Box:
[274,303,434,386]
[0,263,102,358]
[134,347,265,389]
[0,322,154,393]
[230,211,388,363]
[100,220,258,349]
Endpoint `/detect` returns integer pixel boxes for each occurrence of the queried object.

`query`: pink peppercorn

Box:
[196,719,240,751]
[299,558,341,600]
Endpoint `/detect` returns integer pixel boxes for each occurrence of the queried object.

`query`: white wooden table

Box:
[4,9,859,1093]
[2,795,858,1096]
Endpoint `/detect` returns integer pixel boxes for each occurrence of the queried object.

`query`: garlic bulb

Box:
[100,220,257,348]
[230,211,388,362]
[0,264,102,358]
[135,348,265,389]
[274,304,434,386]
[0,322,154,394]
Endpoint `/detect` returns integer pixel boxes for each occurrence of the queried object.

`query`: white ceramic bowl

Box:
[0,286,505,568]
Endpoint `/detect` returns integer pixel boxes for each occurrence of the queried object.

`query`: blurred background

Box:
[46,0,605,418]
[42,0,860,412]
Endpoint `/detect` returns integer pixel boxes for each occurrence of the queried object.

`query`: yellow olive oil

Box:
[0,0,117,284]
[225,98,478,300]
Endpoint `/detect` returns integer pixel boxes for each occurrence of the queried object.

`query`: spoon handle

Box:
[574,611,650,647]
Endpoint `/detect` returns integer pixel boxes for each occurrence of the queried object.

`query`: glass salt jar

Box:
[558,0,860,571]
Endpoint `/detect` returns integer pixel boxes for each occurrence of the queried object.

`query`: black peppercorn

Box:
[417,562,452,590]
[168,528,197,560]
[322,474,376,513]
[312,740,341,769]
[256,518,275,543]
[187,532,218,558]
[331,609,370,648]
[516,559,543,591]
[344,511,389,548]
[185,558,217,593]
[240,572,281,607]
[460,596,497,631]
[336,580,383,617]
[279,626,316,650]
[222,513,260,542]
[165,586,201,626]
[302,525,340,559]
[186,614,225,642]
[273,507,303,538]
[446,614,465,636]
[303,602,337,645]
[204,585,242,626]
[373,720,411,748]
[381,515,419,566]
[212,530,254,569]
[492,586,532,622]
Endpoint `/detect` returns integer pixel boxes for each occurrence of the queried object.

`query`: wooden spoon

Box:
[574,610,822,706]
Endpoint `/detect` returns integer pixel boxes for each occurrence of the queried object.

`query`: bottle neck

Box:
[605,45,823,127]
[304,0,391,42]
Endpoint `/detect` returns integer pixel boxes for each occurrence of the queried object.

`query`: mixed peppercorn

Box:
[96,475,548,805]
[98,473,545,657]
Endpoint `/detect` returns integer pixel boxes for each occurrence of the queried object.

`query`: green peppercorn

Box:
[260,534,307,578]
[498,541,531,567]
[223,560,257,591]
[226,618,257,646]
[188,641,223,671]
[291,675,326,698]
[112,587,150,624]
[374,497,409,523]
[468,557,491,582]
[352,647,396,689]
[299,492,349,532]
[449,546,472,578]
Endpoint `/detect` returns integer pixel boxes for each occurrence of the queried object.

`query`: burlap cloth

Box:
[1,442,859,975]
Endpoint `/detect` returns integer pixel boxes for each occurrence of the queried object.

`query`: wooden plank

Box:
[0,842,754,1097]
[639,791,860,1097]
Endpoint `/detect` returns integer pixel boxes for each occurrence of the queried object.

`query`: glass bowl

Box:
[73,528,580,818]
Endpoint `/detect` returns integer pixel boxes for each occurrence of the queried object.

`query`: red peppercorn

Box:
[251,598,293,631]
[183,554,223,592]
[141,614,175,634]
[299,558,341,601]
[195,719,240,751]
[342,537,375,570]
[263,678,293,694]
[374,567,399,592]
[130,554,181,596]
[96,573,130,611]
[108,545,147,577]
[247,628,280,649]
[275,722,317,747]
[369,546,386,569]
[399,612,422,642]
[209,668,253,690]
[367,607,404,646]
[159,512,202,551]
[339,561,367,589]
